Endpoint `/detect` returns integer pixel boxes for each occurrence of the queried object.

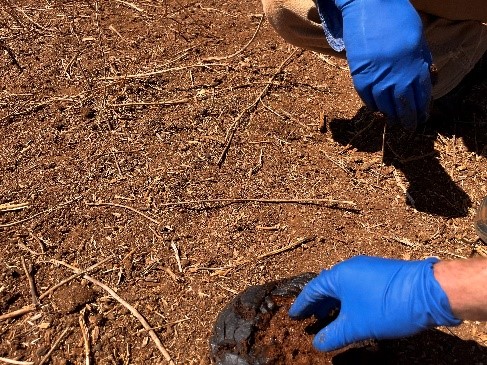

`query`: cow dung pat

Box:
[210,274,385,365]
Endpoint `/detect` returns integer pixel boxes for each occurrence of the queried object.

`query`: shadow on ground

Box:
[327,103,487,218]
[332,329,487,364]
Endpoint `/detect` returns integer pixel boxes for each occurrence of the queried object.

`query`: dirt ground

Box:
[1,1,487,364]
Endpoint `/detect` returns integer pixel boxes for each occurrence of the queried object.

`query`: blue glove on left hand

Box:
[317,0,433,129]
[289,256,461,351]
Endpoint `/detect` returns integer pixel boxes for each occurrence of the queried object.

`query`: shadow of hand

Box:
[328,107,474,217]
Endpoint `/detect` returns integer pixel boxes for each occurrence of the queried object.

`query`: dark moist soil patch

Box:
[253,296,384,365]
[253,295,329,364]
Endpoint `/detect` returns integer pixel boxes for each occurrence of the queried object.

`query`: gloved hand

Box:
[317,0,433,129]
[288,256,461,351]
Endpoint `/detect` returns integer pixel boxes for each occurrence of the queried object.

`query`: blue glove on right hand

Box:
[317,0,433,129]
[289,256,461,351]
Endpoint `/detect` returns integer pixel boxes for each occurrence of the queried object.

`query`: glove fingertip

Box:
[287,301,303,319]
[313,327,342,352]
[288,293,314,319]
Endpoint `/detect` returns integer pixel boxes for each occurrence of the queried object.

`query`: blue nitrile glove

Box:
[288,256,461,351]
[316,0,433,129]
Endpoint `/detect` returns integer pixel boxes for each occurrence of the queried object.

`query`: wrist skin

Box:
[434,258,487,321]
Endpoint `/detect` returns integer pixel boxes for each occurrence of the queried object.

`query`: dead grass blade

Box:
[202,14,264,61]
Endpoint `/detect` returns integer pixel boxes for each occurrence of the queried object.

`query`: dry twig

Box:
[202,14,264,61]
[51,260,174,364]
[0,40,22,71]
[79,309,91,365]
[434,250,467,259]
[386,235,419,248]
[0,210,48,228]
[29,232,47,254]
[0,256,113,321]
[38,327,72,365]
[256,235,316,260]
[191,236,316,274]
[0,357,33,365]
[249,148,264,176]
[39,256,114,301]
[87,202,160,224]
[108,99,189,108]
[313,52,349,71]
[0,202,29,212]
[0,305,36,322]
[170,241,183,273]
[115,0,144,12]
[339,115,379,155]
[158,197,357,208]
[0,197,81,228]
[21,257,38,307]
[14,6,50,31]
[218,49,300,167]
[101,63,226,81]
[393,168,417,210]
[322,151,353,175]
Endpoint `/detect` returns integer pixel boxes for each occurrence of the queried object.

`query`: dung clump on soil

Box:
[210,274,388,365]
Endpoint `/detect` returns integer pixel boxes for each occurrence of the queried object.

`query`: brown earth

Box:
[253,296,354,365]
[1,1,487,364]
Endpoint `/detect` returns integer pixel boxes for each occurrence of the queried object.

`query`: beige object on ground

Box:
[262,0,487,98]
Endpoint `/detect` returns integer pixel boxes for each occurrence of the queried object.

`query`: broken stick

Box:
[21,256,39,307]
[38,327,72,365]
[79,309,91,365]
[218,49,300,167]
[0,357,33,365]
[51,260,175,365]
[0,256,113,322]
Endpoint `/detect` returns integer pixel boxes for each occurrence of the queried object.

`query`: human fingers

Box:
[394,84,418,130]
[288,270,340,320]
[312,313,359,352]
[373,84,397,121]
[414,65,432,125]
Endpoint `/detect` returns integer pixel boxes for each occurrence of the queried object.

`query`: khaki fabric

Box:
[262,0,487,98]
[411,0,487,22]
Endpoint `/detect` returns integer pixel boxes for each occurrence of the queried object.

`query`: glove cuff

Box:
[316,0,345,52]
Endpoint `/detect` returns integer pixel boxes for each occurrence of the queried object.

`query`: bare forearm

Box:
[434,258,487,321]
